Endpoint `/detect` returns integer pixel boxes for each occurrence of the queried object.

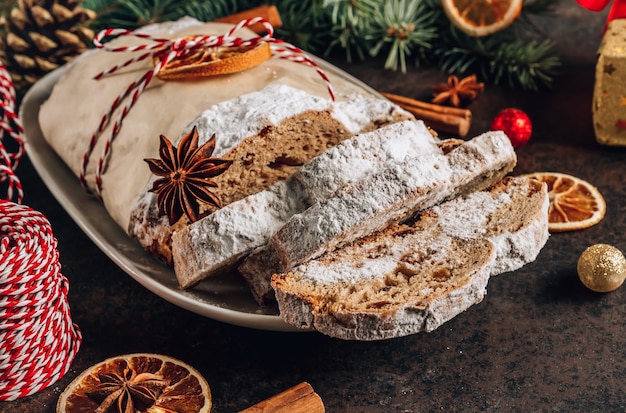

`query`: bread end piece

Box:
[272,234,495,340]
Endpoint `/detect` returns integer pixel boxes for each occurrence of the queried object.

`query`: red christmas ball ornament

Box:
[491,108,533,148]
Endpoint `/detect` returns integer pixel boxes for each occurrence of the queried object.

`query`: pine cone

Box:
[0,0,96,92]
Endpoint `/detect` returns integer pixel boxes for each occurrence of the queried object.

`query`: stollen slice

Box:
[269,130,517,272]
[271,176,549,340]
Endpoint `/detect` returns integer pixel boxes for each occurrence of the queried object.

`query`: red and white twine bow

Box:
[0,201,82,401]
[0,64,25,204]
[80,17,335,199]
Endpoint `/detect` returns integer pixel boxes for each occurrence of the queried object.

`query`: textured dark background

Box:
[4,1,625,412]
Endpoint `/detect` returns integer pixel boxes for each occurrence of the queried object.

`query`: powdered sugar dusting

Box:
[333,96,409,134]
[295,120,439,203]
[177,180,305,280]
[185,84,331,157]
[434,192,512,239]
[181,84,413,158]
[294,248,398,285]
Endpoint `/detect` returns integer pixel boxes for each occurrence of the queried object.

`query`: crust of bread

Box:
[270,176,549,340]
[269,131,517,271]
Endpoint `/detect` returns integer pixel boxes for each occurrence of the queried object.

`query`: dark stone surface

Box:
[3,2,625,412]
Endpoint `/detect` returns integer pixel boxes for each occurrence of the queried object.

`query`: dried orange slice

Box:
[56,353,211,413]
[157,41,271,80]
[441,0,523,37]
[522,172,606,232]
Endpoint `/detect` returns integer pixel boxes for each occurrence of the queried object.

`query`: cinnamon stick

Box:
[239,382,325,413]
[382,92,472,137]
[215,5,283,34]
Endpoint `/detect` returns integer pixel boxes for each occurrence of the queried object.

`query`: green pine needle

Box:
[435,25,561,91]
[366,0,437,73]
[490,38,561,90]
[324,15,369,62]
[322,0,379,24]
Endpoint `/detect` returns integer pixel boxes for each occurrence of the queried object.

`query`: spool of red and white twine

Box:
[0,65,82,400]
[0,201,82,401]
[80,17,335,200]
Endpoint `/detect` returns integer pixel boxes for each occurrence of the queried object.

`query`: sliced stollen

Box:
[129,83,413,264]
[238,137,465,305]
[172,120,440,288]
[271,176,550,340]
[240,131,514,305]
[269,130,517,272]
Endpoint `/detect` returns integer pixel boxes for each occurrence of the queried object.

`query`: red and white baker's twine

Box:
[0,40,80,402]
[80,17,335,199]
[0,64,25,204]
[0,201,82,401]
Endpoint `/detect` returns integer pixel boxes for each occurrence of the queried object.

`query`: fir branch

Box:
[366,0,437,73]
[322,0,378,25]
[489,38,561,90]
[319,0,380,61]
[435,26,560,91]
[79,0,564,90]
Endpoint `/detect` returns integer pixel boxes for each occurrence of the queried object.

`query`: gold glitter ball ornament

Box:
[577,244,626,292]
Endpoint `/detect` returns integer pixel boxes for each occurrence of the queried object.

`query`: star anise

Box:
[431,74,485,107]
[144,126,232,225]
[85,367,170,413]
